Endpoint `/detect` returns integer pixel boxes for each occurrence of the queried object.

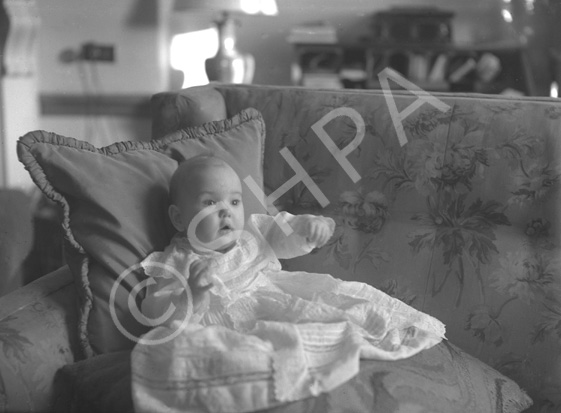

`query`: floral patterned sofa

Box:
[1,83,560,412]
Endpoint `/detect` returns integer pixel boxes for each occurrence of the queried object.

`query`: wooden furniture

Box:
[0,0,41,189]
[292,41,535,95]
[371,7,454,44]
[291,7,533,94]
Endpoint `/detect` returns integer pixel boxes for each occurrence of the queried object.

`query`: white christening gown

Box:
[132,212,445,413]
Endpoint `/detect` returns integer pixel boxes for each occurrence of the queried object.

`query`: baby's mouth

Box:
[220,224,232,232]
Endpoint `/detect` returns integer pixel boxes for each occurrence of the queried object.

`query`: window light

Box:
[170,29,219,88]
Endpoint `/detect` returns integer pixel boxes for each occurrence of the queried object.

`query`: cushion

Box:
[53,351,133,413]
[151,85,228,139]
[17,108,267,356]
[53,341,532,413]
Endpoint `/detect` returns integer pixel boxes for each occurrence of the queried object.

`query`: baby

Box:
[140,155,334,321]
[133,155,446,413]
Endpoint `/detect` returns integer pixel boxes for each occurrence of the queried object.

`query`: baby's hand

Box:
[300,217,334,248]
[188,260,214,313]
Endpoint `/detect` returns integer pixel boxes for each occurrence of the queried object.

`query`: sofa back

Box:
[152,84,561,408]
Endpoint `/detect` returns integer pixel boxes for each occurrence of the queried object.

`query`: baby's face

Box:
[171,164,245,252]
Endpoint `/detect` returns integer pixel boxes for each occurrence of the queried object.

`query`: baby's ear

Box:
[168,204,185,232]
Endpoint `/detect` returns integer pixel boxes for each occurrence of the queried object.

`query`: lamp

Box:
[174,0,278,84]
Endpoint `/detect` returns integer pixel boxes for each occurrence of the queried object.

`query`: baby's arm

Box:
[294,215,333,248]
[254,212,335,260]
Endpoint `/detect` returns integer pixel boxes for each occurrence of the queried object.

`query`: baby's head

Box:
[168,155,245,253]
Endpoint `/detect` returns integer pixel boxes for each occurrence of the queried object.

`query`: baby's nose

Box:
[219,204,231,217]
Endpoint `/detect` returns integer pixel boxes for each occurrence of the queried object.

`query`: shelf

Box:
[367,79,450,92]
[292,42,533,95]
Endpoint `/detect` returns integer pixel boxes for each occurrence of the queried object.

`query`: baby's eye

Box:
[203,200,216,206]
[232,199,241,206]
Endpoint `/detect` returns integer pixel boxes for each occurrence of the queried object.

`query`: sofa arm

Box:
[0,265,79,413]
[150,85,228,139]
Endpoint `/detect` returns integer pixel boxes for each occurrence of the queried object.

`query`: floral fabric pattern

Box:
[0,267,77,412]
[218,86,561,411]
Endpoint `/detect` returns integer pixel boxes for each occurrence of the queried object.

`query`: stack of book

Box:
[404,53,449,90]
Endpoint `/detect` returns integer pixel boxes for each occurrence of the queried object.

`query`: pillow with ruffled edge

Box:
[17,108,267,357]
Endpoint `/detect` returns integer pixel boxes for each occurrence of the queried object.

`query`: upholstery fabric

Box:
[53,341,532,413]
[53,351,133,413]
[205,84,561,411]
[0,266,77,412]
[0,189,34,295]
[151,85,228,139]
[17,108,267,357]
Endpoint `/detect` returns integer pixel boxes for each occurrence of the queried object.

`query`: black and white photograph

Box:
[0,0,560,412]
